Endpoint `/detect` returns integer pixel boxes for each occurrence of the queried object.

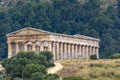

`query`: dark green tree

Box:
[31,72,44,80]
[22,64,46,79]
[1,51,55,79]
[39,51,53,61]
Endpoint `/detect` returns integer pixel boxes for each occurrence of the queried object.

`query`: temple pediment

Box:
[6,27,51,36]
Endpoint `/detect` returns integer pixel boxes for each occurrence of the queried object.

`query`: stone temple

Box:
[6,27,100,60]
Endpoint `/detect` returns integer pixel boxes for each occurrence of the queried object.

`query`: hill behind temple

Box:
[0,0,120,60]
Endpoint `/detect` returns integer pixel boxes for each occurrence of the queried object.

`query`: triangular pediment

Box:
[7,27,51,36]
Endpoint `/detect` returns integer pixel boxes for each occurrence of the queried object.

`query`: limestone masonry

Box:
[6,27,100,60]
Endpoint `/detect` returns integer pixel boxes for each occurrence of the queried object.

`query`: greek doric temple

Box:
[6,27,100,60]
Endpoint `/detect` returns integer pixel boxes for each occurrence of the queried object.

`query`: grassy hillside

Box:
[58,59,120,80]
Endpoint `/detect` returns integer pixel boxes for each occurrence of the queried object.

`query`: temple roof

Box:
[6,27,100,41]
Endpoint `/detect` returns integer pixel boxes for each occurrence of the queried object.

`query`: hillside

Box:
[57,59,120,80]
[0,0,120,60]
[0,0,118,7]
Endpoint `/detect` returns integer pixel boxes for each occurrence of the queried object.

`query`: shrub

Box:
[44,74,59,80]
[89,63,103,68]
[22,64,46,79]
[48,63,55,67]
[39,51,53,61]
[90,54,97,60]
[31,72,44,80]
[109,53,120,59]
[1,51,56,79]
[14,77,23,80]
[79,66,84,69]
[89,73,98,78]
[63,77,85,80]
[39,51,55,67]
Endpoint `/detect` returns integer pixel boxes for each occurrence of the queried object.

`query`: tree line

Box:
[0,0,120,59]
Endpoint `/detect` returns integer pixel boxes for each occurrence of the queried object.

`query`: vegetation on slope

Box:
[109,53,120,59]
[0,0,120,59]
[58,59,120,80]
[1,51,59,80]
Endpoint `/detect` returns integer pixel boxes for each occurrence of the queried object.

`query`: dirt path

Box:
[48,63,63,74]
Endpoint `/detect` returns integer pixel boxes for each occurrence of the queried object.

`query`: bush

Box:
[39,51,55,67]
[14,77,23,80]
[31,72,44,80]
[63,77,85,80]
[48,63,55,67]
[109,53,120,59]
[90,54,97,60]
[89,63,103,68]
[44,74,59,80]
[22,64,46,79]
[1,51,56,79]
[39,51,53,61]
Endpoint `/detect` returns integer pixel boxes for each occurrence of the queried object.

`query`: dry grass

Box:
[57,59,120,80]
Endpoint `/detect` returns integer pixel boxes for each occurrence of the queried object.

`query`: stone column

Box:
[84,46,86,58]
[24,42,27,51]
[90,46,92,57]
[81,45,83,58]
[90,46,93,55]
[40,41,44,51]
[93,47,95,55]
[55,42,57,60]
[96,47,99,59]
[91,47,93,55]
[66,44,68,59]
[64,43,67,59]
[56,42,59,60]
[70,44,72,59]
[68,43,70,59]
[76,45,78,59]
[77,45,79,59]
[74,44,77,59]
[72,44,74,59]
[32,42,36,52]
[89,46,92,56]
[86,46,89,58]
[88,46,90,58]
[83,45,85,58]
[16,42,19,54]
[79,45,82,59]
[48,41,52,51]
[8,43,12,58]
[52,41,56,60]
[60,42,63,60]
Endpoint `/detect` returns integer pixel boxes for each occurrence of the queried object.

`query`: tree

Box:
[31,72,44,80]
[0,0,120,60]
[22,64,46,79]
[1,51,55,80]
[44,74,59,80]
[118,0,120,18]
[63,77,85,80]
[100,33,116,58]
[39,51,53,61]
